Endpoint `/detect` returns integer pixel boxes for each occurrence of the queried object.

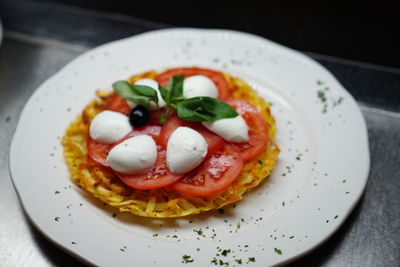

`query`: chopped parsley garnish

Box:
[235,259,242,264]
[182,255,194,263]
[221,249,231,256]
[71,241,77,245]
[247,257,256,263]
[152,233,159,237]
[54,191,60,194]
[193,229,203,236]
[274,248,282,255]
[54,217,60,222]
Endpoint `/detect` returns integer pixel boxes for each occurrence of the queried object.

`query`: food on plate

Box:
[62,67,279,218]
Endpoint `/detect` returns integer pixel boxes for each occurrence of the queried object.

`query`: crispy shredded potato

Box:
[62,70,279,218]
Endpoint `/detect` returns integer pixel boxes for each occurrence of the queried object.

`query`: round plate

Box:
[9,28,369,266]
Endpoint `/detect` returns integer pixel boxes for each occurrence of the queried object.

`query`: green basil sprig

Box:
[113,75,238,124]
[112,81,158,109]
[176,97,238,122]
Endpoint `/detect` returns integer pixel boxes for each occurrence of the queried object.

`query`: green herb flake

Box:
[248,257,256,262]
[211,258,218,265]
[54,217,60,222]
[289,236,294,239]
[5,116,11,122]
[152,233,159,237]
[112,213,117,218]
[172,235,178,238]
[54,191,60,194]
[342,179,347,183]
[235,259,242,264]
[194,229,203,236]
[274,248,282,255]
[219,259,229,266]
[334,215,339,219]
[221,249,231,256]
[196,248,200,252]
[182,255,194,263]
[71,241,77,245]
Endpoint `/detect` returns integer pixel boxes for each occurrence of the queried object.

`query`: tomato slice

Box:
[155,67,231,100]
[159,114,224,157]
[226,100,269,161]
[169,144,243,196]
[115,150,182,190]
[107,93,131,115]
[87,125,162,167]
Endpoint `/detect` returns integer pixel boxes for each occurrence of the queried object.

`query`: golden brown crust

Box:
[62,70,279,218]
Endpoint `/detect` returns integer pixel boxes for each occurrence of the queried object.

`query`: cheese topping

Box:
[89,110,132,144]
[106,135,157,174]
[183,75,219,98]
[166,127,208,174]
[202,115,249,143]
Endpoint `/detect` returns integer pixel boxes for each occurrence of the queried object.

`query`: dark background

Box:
[16,0,400,69]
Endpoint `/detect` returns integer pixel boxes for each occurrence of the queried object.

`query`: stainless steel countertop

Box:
[0,2,399,266]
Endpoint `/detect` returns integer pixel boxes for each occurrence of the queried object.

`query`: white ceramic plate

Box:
[10,28,369,266]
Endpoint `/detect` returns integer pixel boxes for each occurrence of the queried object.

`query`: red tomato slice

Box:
[107,93,131,115]
[87,125,162,167]
[115,150,182,190]
[226,100,269,161]
[159,114,224,157]
[155,67,231,100]
[169,144,243,196]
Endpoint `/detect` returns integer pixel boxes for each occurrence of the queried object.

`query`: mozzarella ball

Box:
[106,135,157,174]
[89,110,132,144]
[166,127,208,174]
[183,75,219,99]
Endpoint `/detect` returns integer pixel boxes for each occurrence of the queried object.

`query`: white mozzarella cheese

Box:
[183,75,219,98]
[202,115,249,143]
[89,110,132,144]
[166,127,208,174]
[106,135,157,174]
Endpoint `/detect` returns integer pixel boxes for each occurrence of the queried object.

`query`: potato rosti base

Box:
[62,71,279,218]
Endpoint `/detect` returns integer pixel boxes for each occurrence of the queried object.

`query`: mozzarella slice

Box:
[202,115,249,143]
[106,135,157,174]
[166,127,208,174]
[89,110,132,144]
[126,78,166,109]
[183,75,219,98]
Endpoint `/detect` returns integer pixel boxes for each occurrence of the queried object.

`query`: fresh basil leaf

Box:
[168,75,184,100]
[131,84,158,101]
[175,97,238,122]
[112,81,151,108]
[158,85,170,103]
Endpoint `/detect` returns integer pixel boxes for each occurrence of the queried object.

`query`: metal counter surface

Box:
[0,2,399,266]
